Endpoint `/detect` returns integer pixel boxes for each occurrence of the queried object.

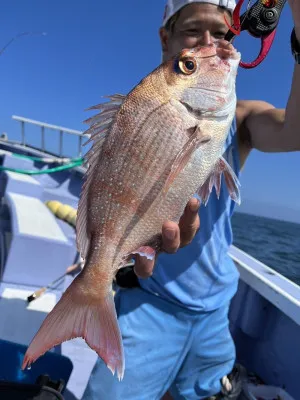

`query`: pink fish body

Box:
[22,43,241,380]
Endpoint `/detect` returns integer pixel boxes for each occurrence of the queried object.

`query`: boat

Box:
[0,115,298,400]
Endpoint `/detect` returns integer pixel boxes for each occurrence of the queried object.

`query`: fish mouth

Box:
[180,101,205,119]
[180,100,230,121]
[180,86,227,119]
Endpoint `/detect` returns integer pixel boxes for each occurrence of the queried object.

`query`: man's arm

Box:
[238,64,300,157]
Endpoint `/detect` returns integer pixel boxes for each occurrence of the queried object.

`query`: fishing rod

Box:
[27,262,82,303]
[224,0,287,68]
[0,31,47,57]
[27,260,135,303]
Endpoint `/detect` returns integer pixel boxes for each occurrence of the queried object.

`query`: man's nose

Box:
[198,31,213,46]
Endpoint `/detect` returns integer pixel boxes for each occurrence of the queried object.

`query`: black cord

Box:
[40,386,64,400]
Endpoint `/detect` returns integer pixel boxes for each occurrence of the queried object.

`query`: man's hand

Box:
[134,198,200,279]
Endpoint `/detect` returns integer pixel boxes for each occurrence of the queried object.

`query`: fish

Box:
[22,42,241,381]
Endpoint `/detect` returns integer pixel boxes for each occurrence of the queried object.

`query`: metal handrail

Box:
[12,115,89,158]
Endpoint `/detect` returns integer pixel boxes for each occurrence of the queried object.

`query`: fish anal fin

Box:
[22,277,125,381]
[163,127,211,195]
[77,95,125,260]
[197,156,241,206]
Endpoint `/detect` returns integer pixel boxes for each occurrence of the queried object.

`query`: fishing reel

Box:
[224,0,287,68]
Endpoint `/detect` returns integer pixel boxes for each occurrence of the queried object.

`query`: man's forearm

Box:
[283,60,300,145]
[246,53,300,153]
[283,23,300,134]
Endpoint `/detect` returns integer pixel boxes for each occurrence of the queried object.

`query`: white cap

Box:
[162,0,236,27]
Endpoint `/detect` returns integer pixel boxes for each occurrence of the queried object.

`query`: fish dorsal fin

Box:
[76,94,126,260]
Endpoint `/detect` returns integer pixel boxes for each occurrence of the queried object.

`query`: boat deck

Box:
[0,117,298,399]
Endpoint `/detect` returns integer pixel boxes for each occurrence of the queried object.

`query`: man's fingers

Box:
[179,198,200,247]
[132,198,199,279]
[162,221,180,253]
[133,254,155,279]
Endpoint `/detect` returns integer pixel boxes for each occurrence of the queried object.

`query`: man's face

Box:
[160,3,232,62]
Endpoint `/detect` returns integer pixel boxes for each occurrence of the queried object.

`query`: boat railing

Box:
[11,115,89,158]
[229,245,300,326]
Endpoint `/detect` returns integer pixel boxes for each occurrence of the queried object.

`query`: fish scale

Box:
[22,43,241,381]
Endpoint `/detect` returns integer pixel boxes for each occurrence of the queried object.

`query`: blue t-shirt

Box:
[139,117,240,312]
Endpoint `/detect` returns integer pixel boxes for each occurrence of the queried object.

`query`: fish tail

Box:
[22,274,124,381]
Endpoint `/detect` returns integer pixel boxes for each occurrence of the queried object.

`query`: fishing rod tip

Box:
[27,293,37,303]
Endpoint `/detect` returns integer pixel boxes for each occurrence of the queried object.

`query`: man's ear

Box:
[159,27,169,53]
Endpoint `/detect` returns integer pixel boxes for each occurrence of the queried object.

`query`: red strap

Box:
[224,0,246,35]
[224,0,277,68]
[239,29,277,68]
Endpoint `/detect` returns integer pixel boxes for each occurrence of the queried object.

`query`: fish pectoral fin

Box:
[163,127,211,195]
[197,156,241,206]
[22,275,125,381]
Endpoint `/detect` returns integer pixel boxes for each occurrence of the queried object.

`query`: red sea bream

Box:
[22,43,241,380]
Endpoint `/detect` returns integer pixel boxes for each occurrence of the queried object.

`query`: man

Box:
[82,0,300,399]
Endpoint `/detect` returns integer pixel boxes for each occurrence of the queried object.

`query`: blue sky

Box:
[0,1,299,222]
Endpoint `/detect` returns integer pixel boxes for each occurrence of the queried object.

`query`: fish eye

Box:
[178,57,197,75]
